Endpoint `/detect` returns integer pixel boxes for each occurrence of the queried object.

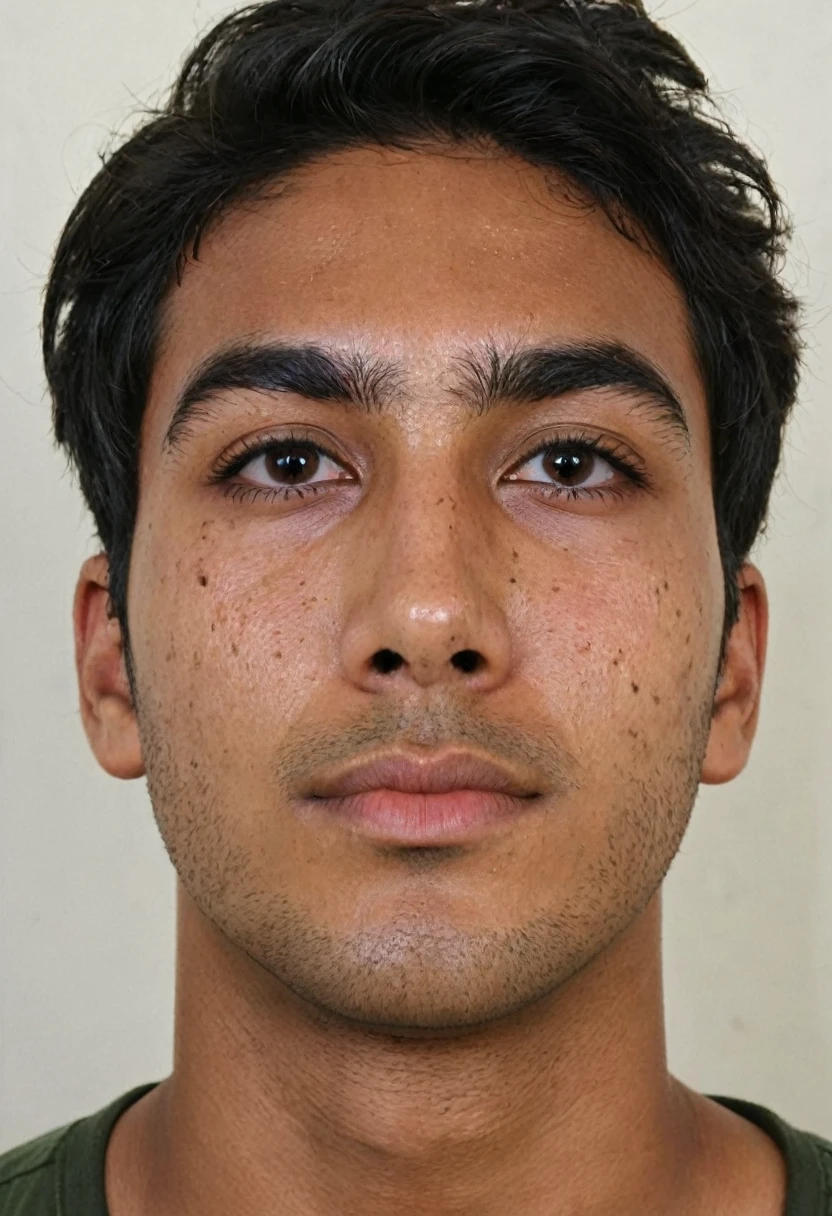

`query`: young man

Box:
[1,0,828,1211]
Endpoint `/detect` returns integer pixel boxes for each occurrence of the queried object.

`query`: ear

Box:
[74,553,145,779]
[700,562,769,785]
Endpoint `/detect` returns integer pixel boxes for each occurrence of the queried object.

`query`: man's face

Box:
[123,144,727,1028]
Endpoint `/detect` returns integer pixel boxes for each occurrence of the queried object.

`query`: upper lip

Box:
[308,751,539,799]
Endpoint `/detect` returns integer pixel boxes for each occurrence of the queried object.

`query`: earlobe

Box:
[74,553,145,780]
[700,562,769,786]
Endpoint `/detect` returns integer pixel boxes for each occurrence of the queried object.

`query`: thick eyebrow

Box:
[163,337,690,450]
[164,342,405,449]
[451,338,690,446]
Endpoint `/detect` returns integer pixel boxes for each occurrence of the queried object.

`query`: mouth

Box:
[303,750,542,846]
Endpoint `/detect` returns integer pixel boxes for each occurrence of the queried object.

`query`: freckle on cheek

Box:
[198,574,208,587]
[631,682,640,694]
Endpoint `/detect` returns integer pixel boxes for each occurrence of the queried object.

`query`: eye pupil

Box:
[543,448,592,485]
[265,444,320,484]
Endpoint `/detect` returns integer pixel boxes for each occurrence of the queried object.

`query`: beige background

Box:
[1,0,830,1149]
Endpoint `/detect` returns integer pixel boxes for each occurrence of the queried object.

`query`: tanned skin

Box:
[74,144,786,1215]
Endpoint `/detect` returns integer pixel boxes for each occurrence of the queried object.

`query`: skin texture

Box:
[74,144,784,1214]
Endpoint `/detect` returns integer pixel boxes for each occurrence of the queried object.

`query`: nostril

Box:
[372,648,404,675]
[451,649,483,675]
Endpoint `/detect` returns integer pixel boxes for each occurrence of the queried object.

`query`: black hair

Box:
[43,0,801,673]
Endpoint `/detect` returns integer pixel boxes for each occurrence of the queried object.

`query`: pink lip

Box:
[305,752,540,845]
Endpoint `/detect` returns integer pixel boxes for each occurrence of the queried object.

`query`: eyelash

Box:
[507,430,650,502]
[209,428,649,504]
[209,429,352,504]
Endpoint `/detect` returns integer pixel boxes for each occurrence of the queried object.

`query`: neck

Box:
[111,887,701,1216]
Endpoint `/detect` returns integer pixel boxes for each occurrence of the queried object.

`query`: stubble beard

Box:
[136,685,713,1032]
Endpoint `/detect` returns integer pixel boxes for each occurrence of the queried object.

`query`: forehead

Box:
[148,143,707,441]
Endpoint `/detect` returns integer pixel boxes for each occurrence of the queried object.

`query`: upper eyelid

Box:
[508,433,647,477]
[211,431,352,479]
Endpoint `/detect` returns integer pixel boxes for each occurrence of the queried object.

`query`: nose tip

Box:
[338,497,513,696]
[340,582,511,692]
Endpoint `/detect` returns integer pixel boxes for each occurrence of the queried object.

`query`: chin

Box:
[245,911,594,1034]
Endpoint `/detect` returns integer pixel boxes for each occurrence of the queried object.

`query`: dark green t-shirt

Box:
[1,1084,830,1214]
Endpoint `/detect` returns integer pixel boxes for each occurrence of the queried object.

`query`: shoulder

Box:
[712,1095,832,1214]
[0,1084,160,1216]
[0,1120,73,1213]
[801,1127,832,1214]
[810,1126,832,1178]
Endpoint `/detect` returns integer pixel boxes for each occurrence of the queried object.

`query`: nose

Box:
[339,492,513,694]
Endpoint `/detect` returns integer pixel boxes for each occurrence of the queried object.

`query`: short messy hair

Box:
[43,0,801,665]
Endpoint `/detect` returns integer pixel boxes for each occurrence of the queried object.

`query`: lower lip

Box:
[310,789,534,845]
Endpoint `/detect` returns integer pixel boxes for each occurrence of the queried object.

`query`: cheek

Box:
[513,529,721,750]
[128,517,338,739]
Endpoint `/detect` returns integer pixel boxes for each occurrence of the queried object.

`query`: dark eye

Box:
[237,441,349,488]
[507,444,616,490]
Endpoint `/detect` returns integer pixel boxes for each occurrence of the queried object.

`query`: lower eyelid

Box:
[221,480,343,504]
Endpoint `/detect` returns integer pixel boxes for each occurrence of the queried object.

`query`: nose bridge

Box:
[395,483,478,609]
[340,478,512,691]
